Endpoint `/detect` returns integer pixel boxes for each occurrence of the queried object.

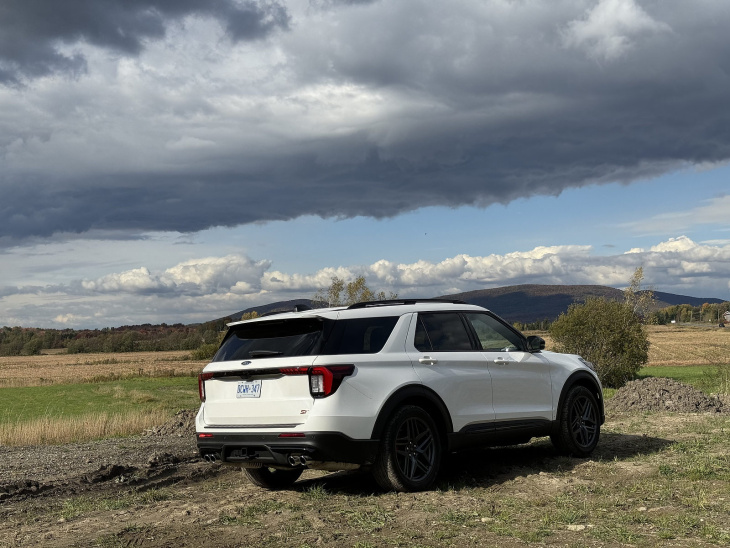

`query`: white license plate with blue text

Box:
[236,379,262,398]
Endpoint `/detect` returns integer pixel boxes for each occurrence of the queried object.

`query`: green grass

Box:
[638,364,729,394]
[0,376,199,424]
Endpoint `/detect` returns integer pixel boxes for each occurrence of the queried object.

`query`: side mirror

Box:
[526,335,545,353]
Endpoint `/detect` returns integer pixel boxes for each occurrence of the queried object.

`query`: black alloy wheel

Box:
[373,405,441,492]
[551,385,600,457]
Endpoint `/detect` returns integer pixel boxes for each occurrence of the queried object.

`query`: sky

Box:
[1,0,729,329]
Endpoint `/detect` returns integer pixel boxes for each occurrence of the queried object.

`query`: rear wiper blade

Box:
[248,350,283,357]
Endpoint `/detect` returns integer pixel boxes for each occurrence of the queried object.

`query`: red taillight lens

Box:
[198,372,214,402]
[308,365,355,398]
[278,367,309,376]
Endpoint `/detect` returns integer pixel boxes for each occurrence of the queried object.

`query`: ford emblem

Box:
[241,361,251,366]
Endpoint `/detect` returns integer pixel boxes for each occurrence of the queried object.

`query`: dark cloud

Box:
[0,0,289,83]
[2,1,730,243]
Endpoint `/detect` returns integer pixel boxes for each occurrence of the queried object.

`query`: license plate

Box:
[236,379,262,398]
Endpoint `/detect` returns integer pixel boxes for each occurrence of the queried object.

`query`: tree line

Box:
[0,321,229,357]
[513,300,730,332]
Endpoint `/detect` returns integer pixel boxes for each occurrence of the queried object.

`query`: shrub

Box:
[191,343,219,361]
[549,297,649,388]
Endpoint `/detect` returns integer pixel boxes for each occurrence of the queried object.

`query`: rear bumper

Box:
[196,431,379,467]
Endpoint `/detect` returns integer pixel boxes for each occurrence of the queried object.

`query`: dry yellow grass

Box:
[0,351,203,388]
[0,409,169,446]
[522,325,730,367]
[645,324,730,366]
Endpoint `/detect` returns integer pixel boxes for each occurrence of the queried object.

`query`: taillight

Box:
[198,372,214,402]
[308,365,355,398]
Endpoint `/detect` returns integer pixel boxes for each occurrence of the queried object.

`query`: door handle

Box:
[493,357,511,365]
[419,356,438,365]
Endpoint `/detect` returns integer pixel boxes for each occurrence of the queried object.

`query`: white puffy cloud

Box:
[2,236,729,328]
[80,255,270,296]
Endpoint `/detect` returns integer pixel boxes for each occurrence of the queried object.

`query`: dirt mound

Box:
[607,377,725,413]
[144,408,198,437]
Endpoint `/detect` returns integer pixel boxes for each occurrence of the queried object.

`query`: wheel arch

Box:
[370,385,453,444]
[555,371,605,427]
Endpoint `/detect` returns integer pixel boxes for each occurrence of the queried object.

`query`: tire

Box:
[243,467,303,490]
[373,405,441,492]
[551,385,600,457]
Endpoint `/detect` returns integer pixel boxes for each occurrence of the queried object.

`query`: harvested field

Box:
[527,324,730,368]
[646,324,730,366]
[0,351,202,388]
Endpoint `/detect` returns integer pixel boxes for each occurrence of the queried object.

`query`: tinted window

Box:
[213,318,325,361]
[416,313,473,351]
[464,313,524,351]
[321,317,399,354]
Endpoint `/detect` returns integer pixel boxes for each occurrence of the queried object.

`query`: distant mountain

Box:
[443,285,724,323]
[222,285,725,325]
[441,285,623,323]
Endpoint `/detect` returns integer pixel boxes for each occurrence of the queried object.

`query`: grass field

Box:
[0,376,200,445]
[0,351,204,445]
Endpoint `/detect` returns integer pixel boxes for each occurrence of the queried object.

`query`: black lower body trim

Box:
[449,419,554,451]
[197,432,379,467]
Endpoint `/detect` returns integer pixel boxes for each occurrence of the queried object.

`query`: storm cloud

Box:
[0,0,289,83]
[2,0,730,243]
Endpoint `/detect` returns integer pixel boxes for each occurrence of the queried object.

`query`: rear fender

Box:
[370,385,453,444]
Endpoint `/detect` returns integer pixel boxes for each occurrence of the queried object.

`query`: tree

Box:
[313,275,397,307]
[623,266,656,321]
[241,311,259,321]
[549,296,649,388]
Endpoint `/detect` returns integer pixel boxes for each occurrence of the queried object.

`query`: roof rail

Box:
[347,298,467,309]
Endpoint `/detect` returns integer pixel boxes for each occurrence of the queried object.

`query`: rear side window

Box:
[321,317,399,355]
[213,318,325,361]
[415,313,473,351]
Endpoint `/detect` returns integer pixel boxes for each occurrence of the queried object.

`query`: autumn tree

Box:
[313,275,397,307]
[623,266,656,321]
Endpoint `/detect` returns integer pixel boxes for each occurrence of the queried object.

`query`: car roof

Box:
[227,299,490,326]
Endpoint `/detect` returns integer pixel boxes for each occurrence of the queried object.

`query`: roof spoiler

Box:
[347,298,466,309]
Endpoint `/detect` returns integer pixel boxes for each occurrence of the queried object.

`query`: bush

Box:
[191,343,219,361]
[549,297,649,388]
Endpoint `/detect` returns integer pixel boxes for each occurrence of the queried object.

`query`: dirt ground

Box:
[2,386,730,547]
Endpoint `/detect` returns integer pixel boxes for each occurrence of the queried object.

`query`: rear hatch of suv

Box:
[199,317,326,428]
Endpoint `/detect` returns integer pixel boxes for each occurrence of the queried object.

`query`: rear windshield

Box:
[213,318,325,362]
[212,316,399,361]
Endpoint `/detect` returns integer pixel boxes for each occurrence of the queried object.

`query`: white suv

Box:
[196,299,603,491]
